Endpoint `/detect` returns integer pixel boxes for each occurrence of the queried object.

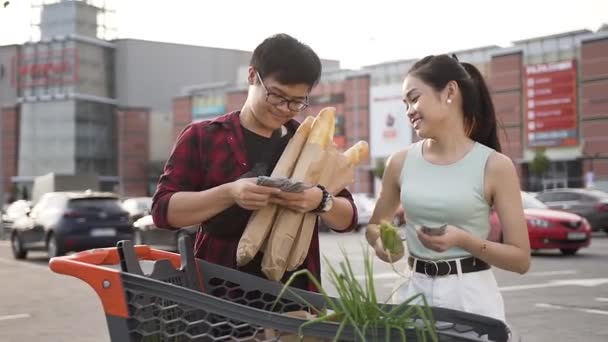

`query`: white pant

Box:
[393,259,506,322]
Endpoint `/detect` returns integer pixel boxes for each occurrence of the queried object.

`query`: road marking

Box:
[535,303,608,316]
[527,270,577,277]
[596,298,608,302]
[0,314,30,322]
[500,278,608,292]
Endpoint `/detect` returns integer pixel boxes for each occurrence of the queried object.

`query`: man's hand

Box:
[269,186,323,213]
[229,178,281,210]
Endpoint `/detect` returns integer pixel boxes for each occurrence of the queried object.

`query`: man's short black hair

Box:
[250,33,322,88]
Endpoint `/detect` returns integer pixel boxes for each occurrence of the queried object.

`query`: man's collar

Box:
[210,110,300,133]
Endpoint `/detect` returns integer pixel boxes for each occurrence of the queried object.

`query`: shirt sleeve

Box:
[151,123,205,229]
[332,188,359,233]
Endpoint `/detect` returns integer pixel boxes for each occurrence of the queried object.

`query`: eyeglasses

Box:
[256,71,309,112]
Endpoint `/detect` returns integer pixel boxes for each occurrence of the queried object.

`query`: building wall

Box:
[225,89,248,113]
[581,36,608,189]
[18,100,76,177]
[343,75,373,194]
[172,96,193,142]
[114,39,253,115]
[117,107,150,197]
[0,45,19,107]
[489,52,524,179]
[149,111,173,161]
[1,106,19,197]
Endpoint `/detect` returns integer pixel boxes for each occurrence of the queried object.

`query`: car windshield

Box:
[69,198,123,211]
[521,192,548,209]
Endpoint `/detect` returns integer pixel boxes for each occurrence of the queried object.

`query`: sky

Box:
[0,0,607,69]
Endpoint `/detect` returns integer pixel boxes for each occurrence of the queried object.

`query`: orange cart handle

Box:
[49,246,182,318]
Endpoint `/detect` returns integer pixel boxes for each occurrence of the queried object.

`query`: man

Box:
[152,34,358,291]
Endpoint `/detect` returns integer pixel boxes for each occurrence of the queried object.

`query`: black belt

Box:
[408,256,490,277]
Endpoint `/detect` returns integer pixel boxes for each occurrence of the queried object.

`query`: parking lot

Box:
[0,231,607,341]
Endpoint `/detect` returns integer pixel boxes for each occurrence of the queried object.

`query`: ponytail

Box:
[461,63,501,152]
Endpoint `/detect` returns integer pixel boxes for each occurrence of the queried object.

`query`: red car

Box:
[490,191,592,255]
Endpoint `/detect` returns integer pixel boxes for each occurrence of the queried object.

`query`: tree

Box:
[529,148,550,177]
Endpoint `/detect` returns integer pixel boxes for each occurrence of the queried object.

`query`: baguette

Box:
[236,116,314,267]
[286,141,369,271]
[262,108,336,281]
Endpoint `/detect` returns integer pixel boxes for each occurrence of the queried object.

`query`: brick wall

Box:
[581,38,608,179]
[343,75,373,194]
[172,96,192,142]
[489,52,524,178]
[225,89,248,113]
[1,106,19,200]
[117,107,150,197]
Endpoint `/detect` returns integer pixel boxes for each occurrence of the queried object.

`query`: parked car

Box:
[132,214,198,251]
[10,191,133,259]
[489,191,592,255]
[2,200,31,237]
[352,193,376,229]
[121,197,152,223]
[534,188,608,232]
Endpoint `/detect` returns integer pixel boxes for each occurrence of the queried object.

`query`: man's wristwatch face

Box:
[322,194,334,213]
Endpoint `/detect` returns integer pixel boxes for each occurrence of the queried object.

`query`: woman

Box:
[366,54,530,322]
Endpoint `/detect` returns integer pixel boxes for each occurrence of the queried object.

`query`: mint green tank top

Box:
[400,140,495,260]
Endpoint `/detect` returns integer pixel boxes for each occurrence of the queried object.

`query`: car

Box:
[132,214,198,251]
[10,191,133,259]
[352,193,376,229]
[1,200,31,238]
[121,197,153,223]
[489,191,592,255]
[534,188,608,233]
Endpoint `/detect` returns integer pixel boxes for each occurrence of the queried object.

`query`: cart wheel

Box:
[11,232,27,260]
[47,232,65,258]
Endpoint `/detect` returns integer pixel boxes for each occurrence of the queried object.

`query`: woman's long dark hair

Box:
[408,55,501,152]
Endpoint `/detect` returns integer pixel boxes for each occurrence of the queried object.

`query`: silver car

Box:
[535,188,608,233]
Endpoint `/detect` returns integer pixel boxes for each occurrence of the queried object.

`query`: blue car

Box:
[10,191,133,259]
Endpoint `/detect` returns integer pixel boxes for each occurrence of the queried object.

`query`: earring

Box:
[447,98,452,104]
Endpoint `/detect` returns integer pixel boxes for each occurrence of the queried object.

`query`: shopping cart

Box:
[49,237,512,341]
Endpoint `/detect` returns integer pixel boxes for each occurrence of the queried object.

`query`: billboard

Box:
[369,84,411,159]
[192,94,226,120]
[524,60,578,148]
[11,47,78,89]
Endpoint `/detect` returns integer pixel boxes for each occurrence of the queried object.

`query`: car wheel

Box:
[560,248,579,256]
[47,233,65,258]
[133,229,144,245]
[11,232,27,260]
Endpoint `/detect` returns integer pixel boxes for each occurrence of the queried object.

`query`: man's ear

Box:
[248,66,256,86]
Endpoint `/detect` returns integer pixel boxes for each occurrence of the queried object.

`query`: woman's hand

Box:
[416,224,468,252]
[373,236,405,263]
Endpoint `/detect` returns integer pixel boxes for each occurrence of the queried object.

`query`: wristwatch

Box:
[312,185,334,214]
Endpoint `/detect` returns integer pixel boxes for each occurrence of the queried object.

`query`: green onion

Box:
[275,243,438,341]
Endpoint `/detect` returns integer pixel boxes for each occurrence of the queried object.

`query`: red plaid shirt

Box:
[152,111,358,292]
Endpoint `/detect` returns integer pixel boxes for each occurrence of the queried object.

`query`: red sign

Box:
[524,60,578,148]
[11,47,78,89]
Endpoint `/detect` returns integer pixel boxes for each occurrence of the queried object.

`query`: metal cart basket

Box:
[49,237,511,341]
